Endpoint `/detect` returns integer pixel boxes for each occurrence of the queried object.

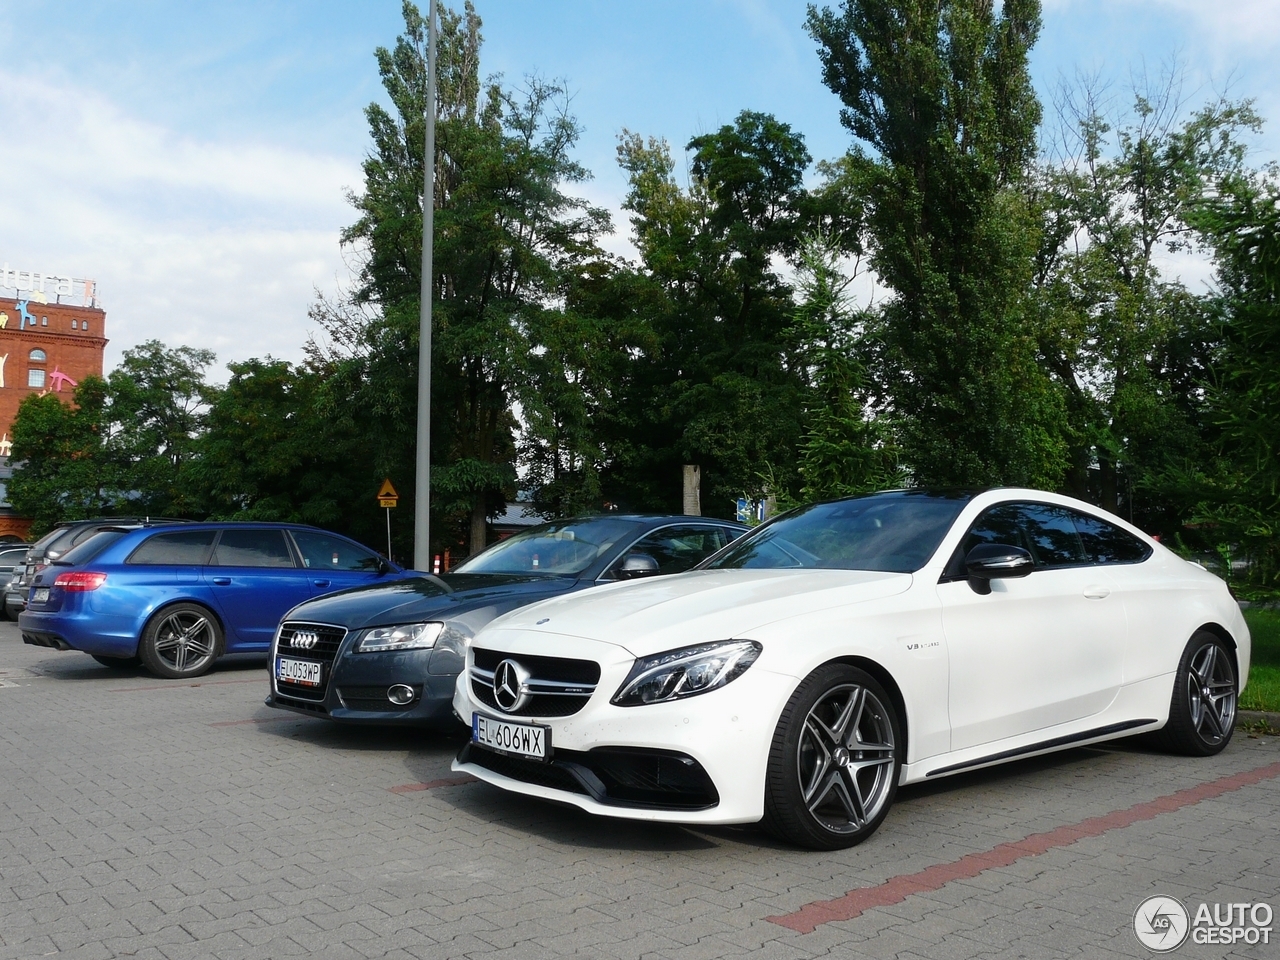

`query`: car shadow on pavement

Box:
[435,782,723,852]
[17,651,269,683]
[253,713,469,756]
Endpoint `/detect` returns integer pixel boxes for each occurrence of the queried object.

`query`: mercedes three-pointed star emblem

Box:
[493,659,531,713]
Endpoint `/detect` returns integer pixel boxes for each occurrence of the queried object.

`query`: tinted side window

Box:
[1017,504,1087,568]
[212,529,295,568]
[1071,511,1151,564]
[291,531,381,572]
[129,531,217,566]
[617,526,733,576]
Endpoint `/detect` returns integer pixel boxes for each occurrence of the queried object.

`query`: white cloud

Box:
[1044,0,1280,52]
[0,69,361,377]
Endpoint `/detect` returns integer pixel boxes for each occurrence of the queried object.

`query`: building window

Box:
[29,349,46,362]
[81,320,89,332]
[28,369,45,388]
[41,317,47,326]
[70,320,78,330]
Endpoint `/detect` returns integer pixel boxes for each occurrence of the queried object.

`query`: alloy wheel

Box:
[1186,641,1236,746]
[796,682,897,835]
[152,610,216,674]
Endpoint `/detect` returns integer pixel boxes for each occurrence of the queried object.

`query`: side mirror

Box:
[615,552,660,580]
[965,544,1034,595]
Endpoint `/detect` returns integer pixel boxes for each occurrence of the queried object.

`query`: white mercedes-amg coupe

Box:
[452,489,1249,849]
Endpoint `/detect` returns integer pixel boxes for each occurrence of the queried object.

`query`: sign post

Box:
[378,478,399,561]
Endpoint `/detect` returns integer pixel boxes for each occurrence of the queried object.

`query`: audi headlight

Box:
[611,640,762,706]
[356,622,445,653]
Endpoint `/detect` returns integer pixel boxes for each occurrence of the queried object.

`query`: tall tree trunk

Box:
[469,495,487,557]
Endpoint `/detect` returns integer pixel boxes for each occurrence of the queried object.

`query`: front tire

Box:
[138,604,222,679]
[1159,631,1238,756]
[762,663,902,850]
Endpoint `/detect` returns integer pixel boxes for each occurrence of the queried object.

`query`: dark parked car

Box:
[266,515,747,727]
[19,522,411,678]
[0,544,29,619]
[4,518,183,620]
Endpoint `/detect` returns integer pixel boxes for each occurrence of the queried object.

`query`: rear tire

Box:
[1158,630,1237,756]
[91,654,140,669]
[762,663,902,850]
[138,604,222,679]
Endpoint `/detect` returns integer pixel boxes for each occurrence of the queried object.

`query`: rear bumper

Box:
[21,630,72,651]
[17,608,140,657]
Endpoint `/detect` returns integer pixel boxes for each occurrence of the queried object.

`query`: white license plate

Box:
[32,588,49,604]
[276,657,322,687]
[472,713,549,760]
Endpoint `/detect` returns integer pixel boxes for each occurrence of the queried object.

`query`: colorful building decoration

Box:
[0,276,108,541]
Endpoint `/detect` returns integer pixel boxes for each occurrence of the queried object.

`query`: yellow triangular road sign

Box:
[377,478,399,500]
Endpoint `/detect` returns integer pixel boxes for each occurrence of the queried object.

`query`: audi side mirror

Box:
[965,544,1034,595]
[615,552,660,580]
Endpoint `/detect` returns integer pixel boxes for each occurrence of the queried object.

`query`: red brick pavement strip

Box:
[389,775,477,794]
[767,759,1280,934]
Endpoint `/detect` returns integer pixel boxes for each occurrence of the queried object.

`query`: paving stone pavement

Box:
[1,621,1277,960]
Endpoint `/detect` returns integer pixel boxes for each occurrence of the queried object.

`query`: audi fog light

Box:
[356,622,444,653]
[611,640,762,706]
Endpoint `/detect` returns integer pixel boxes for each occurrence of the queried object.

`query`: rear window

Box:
[128,531,217,566]
[59,531,129,566]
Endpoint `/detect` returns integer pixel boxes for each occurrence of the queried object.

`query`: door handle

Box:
[211,577,231,586]
[312,579,331,588]
[1083,585,1110,600]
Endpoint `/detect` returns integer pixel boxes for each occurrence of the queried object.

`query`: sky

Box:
[1,0,1278,377]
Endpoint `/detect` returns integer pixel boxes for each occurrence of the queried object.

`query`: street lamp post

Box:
[414,0,438,572]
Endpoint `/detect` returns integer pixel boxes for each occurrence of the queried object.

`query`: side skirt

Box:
[925,718,1158,778]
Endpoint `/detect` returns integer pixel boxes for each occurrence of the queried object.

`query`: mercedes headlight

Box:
[611,640,762,706]
[356,622,445,653]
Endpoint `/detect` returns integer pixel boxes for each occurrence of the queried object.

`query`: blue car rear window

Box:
[128,530,217,565]
[59,530,129,565]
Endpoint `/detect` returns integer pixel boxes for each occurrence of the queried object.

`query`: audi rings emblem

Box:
[290,630,320,650]
[493,659,531,713]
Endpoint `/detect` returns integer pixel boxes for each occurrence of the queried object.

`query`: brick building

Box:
[0,272,108,540]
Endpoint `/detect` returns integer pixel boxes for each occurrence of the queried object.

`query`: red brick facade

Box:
[0,295,108,540]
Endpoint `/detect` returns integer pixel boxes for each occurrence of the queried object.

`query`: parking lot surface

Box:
[2,620,1278,960]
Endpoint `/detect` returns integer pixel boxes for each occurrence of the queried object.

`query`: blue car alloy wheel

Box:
[139,602,224,679]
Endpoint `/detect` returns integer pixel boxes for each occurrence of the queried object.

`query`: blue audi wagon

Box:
[19,522,410,678]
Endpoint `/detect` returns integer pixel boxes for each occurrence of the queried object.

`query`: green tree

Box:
[609,113,813,513]
[792,233,900,501]
[1031,80,1259,526]
[192,359,367,529]
[808,0,1067,487]
[8,341,214,530]
[103,339,215,516]
[9,378,114,533]
[339,0,610,552]
[1178,169,1280,592]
